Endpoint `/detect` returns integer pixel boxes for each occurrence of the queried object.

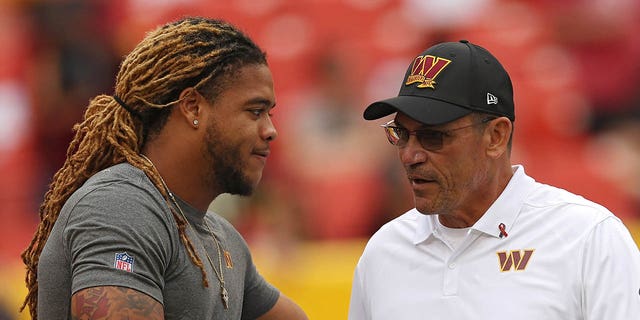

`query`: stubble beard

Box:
[413,185,452,216]
[204,124,255,196]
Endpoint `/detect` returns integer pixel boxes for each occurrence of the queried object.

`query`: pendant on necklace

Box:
[221,286,229,309]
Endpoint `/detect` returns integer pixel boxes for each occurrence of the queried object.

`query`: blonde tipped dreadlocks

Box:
[21,17,267,319]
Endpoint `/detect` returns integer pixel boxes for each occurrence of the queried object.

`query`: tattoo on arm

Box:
[71,286,164,320]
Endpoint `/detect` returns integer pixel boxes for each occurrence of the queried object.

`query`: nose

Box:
[399,135,427,167]
[262,116,278,142]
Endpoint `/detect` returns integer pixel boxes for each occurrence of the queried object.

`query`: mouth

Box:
[408,174,437,186]
[252,149,270,161]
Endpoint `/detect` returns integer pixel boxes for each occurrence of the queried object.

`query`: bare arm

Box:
[71,286,164,320]
[257,293,308,320]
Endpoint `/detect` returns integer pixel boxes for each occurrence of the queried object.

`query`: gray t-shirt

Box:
[37,163,279,319]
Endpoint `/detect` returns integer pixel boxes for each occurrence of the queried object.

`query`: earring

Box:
[193,119,199,126]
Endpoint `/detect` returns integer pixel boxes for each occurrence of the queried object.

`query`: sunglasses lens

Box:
[384,126,403,145]
[383,126,443,150]
[415,131,441,150]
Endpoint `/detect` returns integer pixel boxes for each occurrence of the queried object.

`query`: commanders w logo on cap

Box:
[405,55,451,89]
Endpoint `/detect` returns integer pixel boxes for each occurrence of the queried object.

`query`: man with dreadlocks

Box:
[21,17,309,320]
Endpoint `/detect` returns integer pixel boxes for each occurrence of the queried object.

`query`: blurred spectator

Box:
[27,0,121,205]
[0,2,42,264]
[586,113,640,214]
[231,180,305,258]
[549,0,640,116]
[542,0,640,219]
[278,47,394,239]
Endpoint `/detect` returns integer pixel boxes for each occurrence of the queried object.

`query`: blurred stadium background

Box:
[1,0,639,319]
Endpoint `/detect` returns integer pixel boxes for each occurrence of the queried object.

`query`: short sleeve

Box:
[581,216,640,318]
[65,181,175,304]
[240,258,279,320]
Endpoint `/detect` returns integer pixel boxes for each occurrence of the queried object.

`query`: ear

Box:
[485,117,512,159]
[177,87,202,128]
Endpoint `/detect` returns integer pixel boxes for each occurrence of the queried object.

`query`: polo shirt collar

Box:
[473,165,537,238]
[413,211,437,244]
[413,165,537,244]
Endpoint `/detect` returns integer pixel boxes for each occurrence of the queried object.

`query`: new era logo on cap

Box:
[487,93,498,105]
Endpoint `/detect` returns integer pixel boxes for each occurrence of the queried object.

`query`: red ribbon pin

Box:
[498,223,508,238]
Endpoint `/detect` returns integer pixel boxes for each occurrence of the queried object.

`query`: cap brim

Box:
[363,96,472,126]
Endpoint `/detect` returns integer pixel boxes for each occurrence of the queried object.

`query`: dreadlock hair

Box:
[21,16,267,319]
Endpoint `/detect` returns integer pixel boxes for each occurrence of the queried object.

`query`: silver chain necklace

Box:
[141,155,230,309]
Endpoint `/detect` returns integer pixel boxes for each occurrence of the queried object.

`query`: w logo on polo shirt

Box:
[496,249,534,272]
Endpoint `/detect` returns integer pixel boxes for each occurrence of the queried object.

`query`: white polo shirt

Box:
[349,165,640,320]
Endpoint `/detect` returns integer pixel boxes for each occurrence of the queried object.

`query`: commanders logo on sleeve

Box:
[114,252,134,272]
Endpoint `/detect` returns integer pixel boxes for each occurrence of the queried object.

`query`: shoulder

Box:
[525,182,615,223]
[61,163,173,233]
[518,181,623,244]
[78,163,161,201]
[362,209,424,254]
[74,163,162,205]
[373,209,424,237]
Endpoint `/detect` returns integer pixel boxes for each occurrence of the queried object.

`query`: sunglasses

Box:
[381,117,496,151]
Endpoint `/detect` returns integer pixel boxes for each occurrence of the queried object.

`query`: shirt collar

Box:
[413,165,537,244]
[473,165,537,238]
[413,211,436,244]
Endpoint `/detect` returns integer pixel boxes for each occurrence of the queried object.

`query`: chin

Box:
[226,178,260,196]
[227,188,253,197]
[416,208,437,216]
[230,190,254,197]
[414,198,438,215]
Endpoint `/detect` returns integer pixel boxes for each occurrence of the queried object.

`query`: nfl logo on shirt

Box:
[114,252,134,272]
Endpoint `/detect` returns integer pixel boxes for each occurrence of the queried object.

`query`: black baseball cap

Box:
[363,40,515,125]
